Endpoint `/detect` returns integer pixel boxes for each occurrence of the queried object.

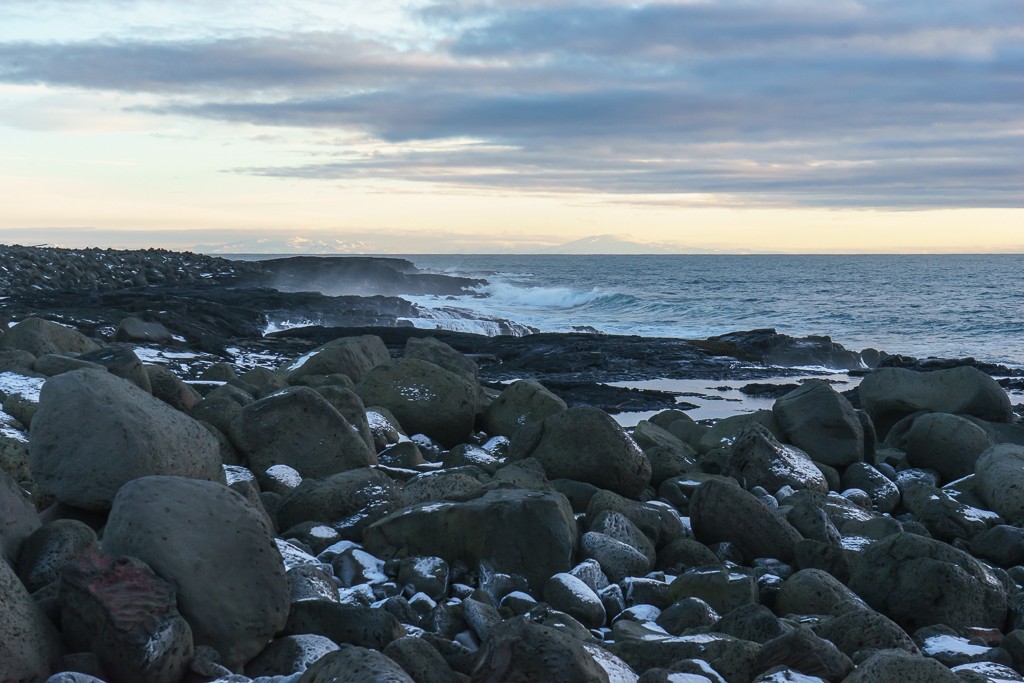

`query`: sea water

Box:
[397,254,1024,367]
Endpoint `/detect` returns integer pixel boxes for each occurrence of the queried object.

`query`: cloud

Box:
[1,1,1022,209]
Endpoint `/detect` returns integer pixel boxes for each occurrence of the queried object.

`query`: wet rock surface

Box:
[0,245,1023,683]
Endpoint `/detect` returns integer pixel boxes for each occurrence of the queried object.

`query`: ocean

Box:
[390,254,1024,368]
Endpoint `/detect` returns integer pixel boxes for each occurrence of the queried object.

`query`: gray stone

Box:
[30,369,224,510]
[976,444,1024,523]
[236,387,376,480]
[906,413,994,482]
[481,379,567,438]
[843,650,961,683]
[774,568,867,617]
[544,572,607,629]
[717,603,789,644]
[590,509,657,565]
[772,379,864,468]
[859,366,1013,438]
[841,463,900,513]
[656,597,720,634]
[0,556,63,683]
[245,635,340,677]
[0,317,100,356]
[754,627,853,682]
[632,420,699,486]
[668,566,759,615]
[727,423,828,494]
[78,346,152,392]
[689,480,803,563]
[510,405,652,498]
[146,364,202,412]
[285,335,390,384]
[848,532,1008,631]
[276,467,401,534]
[60,551,193,683]
[17,519,98,592]
[115,316,173,344]
[358,359,477,448]
[697,410,782,454]
[297,646,414,683]
[383,636,461,683]
[970,525,1024,567]
[581,531,652,583]
[1,467,39,565]
[103,476,290,668]
[284,601,403,650]
[813,608,918,657]
[365,489,577,591]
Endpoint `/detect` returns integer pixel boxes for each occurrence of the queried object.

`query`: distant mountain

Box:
[542,234,710,255]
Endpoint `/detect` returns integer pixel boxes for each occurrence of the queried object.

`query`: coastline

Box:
[2,244,1024,682]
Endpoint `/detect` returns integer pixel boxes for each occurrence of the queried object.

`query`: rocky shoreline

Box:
[3,245,1024,682]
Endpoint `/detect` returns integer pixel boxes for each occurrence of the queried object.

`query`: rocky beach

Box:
[4,245,1024,683]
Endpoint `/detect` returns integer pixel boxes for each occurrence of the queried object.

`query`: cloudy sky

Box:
[1,0,1022,253]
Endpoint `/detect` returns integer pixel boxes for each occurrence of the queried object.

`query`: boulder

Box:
[842,650,961,683]
[772,380,864,468]
[60,552,193,683]
[0,316,100,356]
[482,379,567,437]
[283,601,403,650]
[298,646,414,683]
[145,364,202,412]
[813,608,918,657]
[905,413,994,482]
[77,346,152,392]
[29,369,224,510]
[102,476,290,668]
[245,634,340,677]
[510,405,652,499]
[689,480,803,563]
[0,555,63,682]
[580,531,652,583]
[859,366,1013,437]
[285,335,390,384]
[848,532,1008,631]
[544,572,607,629]
[470,616,623,683]
[753,626,853,681]
[1,467,39,564]
[114,317,173,344]
[405,337,478,384]
[383,636,462,683]
[632,420,698,486]
[364,489,577,591]
[17,519,98,593]
[276,467,401,533]
[235,386,375,479]
[358,359,477,448]
[840,463,900,513]
[727,423,827,494]
[976,444,1024,523]
[697,410,782,454]
[775,568,868,619]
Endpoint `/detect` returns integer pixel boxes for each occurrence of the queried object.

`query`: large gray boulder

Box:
[235,386,375,479]
[848,532,1008,631]
[860,366,1013,437]
[114,316,173,344]
[103,476,290,669]
[509,405,652,499]
[905,413,994,482]
[689,480,803,563]
[145,364,202,412]
[481,379,567,437]
[1,468,39,565]
[772,379,864,468]
[357,359,478,448]
[976,444,1024,523]
[29,369,224,510]
[727,423,827,494]
[0,316,100,356]
[404,336,478,384]
[298,646,415,683]
[0,556,63,682]
[285,335,389,384]
[364,489,577,591]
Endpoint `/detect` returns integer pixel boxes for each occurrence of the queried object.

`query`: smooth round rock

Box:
[544,572,607,629]
[102,476,290,669]
[29,368,224,510]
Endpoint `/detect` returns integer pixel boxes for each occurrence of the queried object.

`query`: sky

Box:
[1,0,1022,253]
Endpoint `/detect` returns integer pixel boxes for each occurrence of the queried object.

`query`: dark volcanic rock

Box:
[60,552,194,683]
[695,328,865,369]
